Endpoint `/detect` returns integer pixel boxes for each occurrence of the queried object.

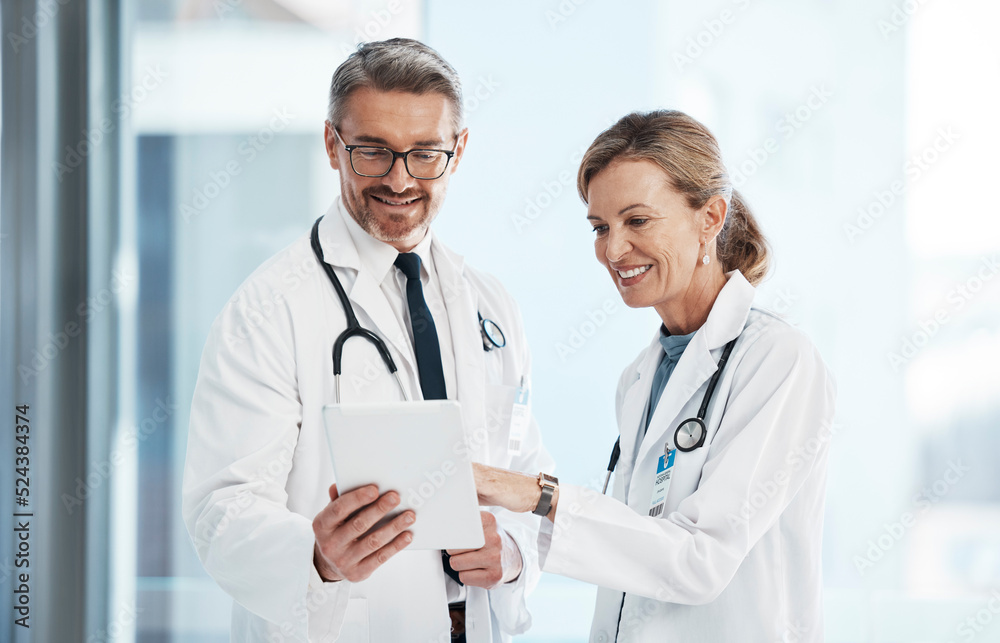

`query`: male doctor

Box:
[182,38,553,642]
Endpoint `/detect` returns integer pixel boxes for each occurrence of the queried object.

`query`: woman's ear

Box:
[702,195,728,239]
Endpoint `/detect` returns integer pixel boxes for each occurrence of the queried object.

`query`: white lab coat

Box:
[182,200,553,642]
[538,271,836,643]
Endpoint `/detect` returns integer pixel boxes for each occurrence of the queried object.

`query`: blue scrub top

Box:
[643,325,696,435]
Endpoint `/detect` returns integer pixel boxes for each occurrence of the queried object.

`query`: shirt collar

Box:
[408,227,435,279]
[657,324,696,362]
[337,196,435,284]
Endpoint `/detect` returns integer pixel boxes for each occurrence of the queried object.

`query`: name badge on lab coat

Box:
[507,384,530,456]
[648,449,676,517]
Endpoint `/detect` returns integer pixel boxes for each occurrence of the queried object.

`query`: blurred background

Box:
[1,0,998,641]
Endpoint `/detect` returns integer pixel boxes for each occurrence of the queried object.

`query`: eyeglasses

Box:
[333,127,457,180]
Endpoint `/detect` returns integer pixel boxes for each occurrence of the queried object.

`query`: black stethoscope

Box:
[310,216,505,403]
[601,336,739,494]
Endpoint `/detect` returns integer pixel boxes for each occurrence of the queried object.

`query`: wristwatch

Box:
[532,473,559,517]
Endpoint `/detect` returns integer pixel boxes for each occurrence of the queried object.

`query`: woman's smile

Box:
[613,264,654,286]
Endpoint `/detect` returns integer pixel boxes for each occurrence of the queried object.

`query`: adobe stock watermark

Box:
[730,85,833,188]
[625,612,816,643]
[510,145,588,234]
[463,75,501,118]
[779,620,814,643]
[877,0,930,40]
[672,0,753,72]
[406,460,460,510]
[221,253,318,347]
[764,287,797,316]
[853,459,970,576]
[61,397,179,514]
[180,107,295,222]
[606,578,690,635]
[455,400,514,462]
[407,400,533,513]
[554,298,620,361]
[191,434,297,552]
[85,602,144,643]
[346,356,391,397]
[6,0,72,54]
[887,253,999,372]
[727,420,843,532]
[531,468,609,554]
[945,591,1000,643]
[52,65,169,182]
[270,570,344,643]
[545,0,590,30]
[549,469,631,547]
[18,269,134,383]
[192,487,256,555]
[213,0,247,19]
[0,557,13,585]
[334,1,409,57]
[844,126,960,243]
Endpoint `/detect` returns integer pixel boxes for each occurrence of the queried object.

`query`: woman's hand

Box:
[472,463,556,519]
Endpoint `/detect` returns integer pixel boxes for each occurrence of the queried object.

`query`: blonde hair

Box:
[577,110,770,286]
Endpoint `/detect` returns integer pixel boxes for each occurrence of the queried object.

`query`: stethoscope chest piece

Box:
[478,313,506,351]
[673,417,707,452]
[601,336,740,494]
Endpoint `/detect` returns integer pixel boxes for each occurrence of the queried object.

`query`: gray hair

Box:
[327,38,464,134]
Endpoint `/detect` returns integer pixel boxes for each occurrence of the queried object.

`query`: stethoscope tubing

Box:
[696,338,737,419]
[310,216,504,404]
[311,217,409,404]
[601,336,739,494]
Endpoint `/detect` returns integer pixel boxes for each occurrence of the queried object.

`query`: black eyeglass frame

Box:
[333,127,458,180]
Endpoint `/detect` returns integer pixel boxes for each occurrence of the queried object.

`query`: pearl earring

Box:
[701,242,710,265]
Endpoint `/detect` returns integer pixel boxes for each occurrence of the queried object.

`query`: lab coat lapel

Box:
[348,272,414,372]
[631,334,717,494]
[631,271,756,493]
[432,238,490,462]
[616,337,662,501]
[317,207,415,376]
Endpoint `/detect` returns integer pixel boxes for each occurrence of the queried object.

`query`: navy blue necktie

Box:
[394,253,463,587]
[394,253,447,400]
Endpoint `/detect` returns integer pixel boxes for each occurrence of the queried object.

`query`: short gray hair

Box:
[327,38,464,134]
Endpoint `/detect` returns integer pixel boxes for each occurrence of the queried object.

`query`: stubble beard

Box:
[343,183,443,244]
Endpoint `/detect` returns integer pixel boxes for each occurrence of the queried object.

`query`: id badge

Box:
[507,381,530,456]
[648,448,675,517]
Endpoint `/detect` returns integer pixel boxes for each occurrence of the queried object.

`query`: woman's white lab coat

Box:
[182,201,553,642]
[538,271,836,643]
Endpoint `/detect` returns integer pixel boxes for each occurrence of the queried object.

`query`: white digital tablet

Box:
[322,401,485,551]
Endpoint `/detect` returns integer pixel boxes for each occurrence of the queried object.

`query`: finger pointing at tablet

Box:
[313,483,415,583]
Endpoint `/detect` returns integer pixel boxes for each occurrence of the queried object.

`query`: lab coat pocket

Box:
[337,598,369,642]
[483,383,517,468]
[483,340,506,384]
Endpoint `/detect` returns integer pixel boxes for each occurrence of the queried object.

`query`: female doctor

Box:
[474,110,837,643]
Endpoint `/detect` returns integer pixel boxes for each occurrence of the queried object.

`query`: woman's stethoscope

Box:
[310,217,506,403]
[601,336,739,494]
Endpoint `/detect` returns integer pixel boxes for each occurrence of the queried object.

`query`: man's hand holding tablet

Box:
[312,483,415,582]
